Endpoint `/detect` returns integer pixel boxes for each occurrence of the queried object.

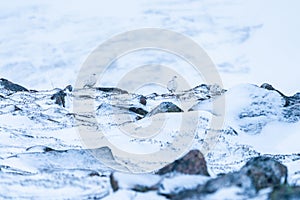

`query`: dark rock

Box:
[260,83,285,97]
[96,87,128,94]
[135,116,143,120]
[172,173,254,200]
[51,90,67,107]
[240,156,287,191]
[139,95,147,105]
[129,107,148,116]
[261,83,276,91]
[64,85,73,92]
[222,127,238,135]
[50,85,72,108]
[260,83,288,106]
[147,102,183,117]
[14,106,22,112]
[282,92,300,122]
[157,150,209,176]
[146,93,159,99]
[26,145,55,153]
[88,171,100,177]
[173,156,288,200]
[0,78,29,92]
[270,185,300,200]
[110,173,119,192]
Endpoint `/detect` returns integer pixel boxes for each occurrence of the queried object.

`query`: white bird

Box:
[83,73,97,88]
[167,76,178,93]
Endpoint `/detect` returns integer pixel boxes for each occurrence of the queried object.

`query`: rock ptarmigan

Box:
[167,76,178,93]
[83,73,97,88]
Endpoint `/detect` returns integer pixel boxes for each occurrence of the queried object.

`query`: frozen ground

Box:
[0,82,299,199]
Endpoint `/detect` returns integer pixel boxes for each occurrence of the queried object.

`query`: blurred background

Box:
[0,0,299,95]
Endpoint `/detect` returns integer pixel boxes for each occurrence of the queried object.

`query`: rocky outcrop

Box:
[146,102,183,117]
[128,107,148,117]
[96,87,128,94]
[0,78,29,92]
[260,83,300,122]
[260,83,286,98]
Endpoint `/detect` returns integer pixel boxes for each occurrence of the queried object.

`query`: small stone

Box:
[14,106,22,112]
[139,95,147,106]
[129,107,148,116]
[64,85,73,92]
[260,83,275,91]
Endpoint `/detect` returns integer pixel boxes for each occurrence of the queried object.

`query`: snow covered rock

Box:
[270,185,300,200]
[96,87,128,94]
[172,156,287,199]
[128,107,148,117]
[110,172,161,192]
[0,78,29,92]
[240,156,287,191]
[158,174,210,197]
[146,102,183,117]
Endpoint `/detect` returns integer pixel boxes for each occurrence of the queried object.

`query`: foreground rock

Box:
[156,150,209,176]
[270,185,300,200]
[110,172,161,192]
[107,155,289,199]
[240,157,287,191]
[173,156,287,199]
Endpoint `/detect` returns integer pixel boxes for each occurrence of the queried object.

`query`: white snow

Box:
[112,172,161,190]
[159,174,210,195]
[238,121,300,154]
[103,189,167,200]
[205,186,245,200]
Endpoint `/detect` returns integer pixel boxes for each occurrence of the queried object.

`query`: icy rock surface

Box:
[0,80,299,199]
